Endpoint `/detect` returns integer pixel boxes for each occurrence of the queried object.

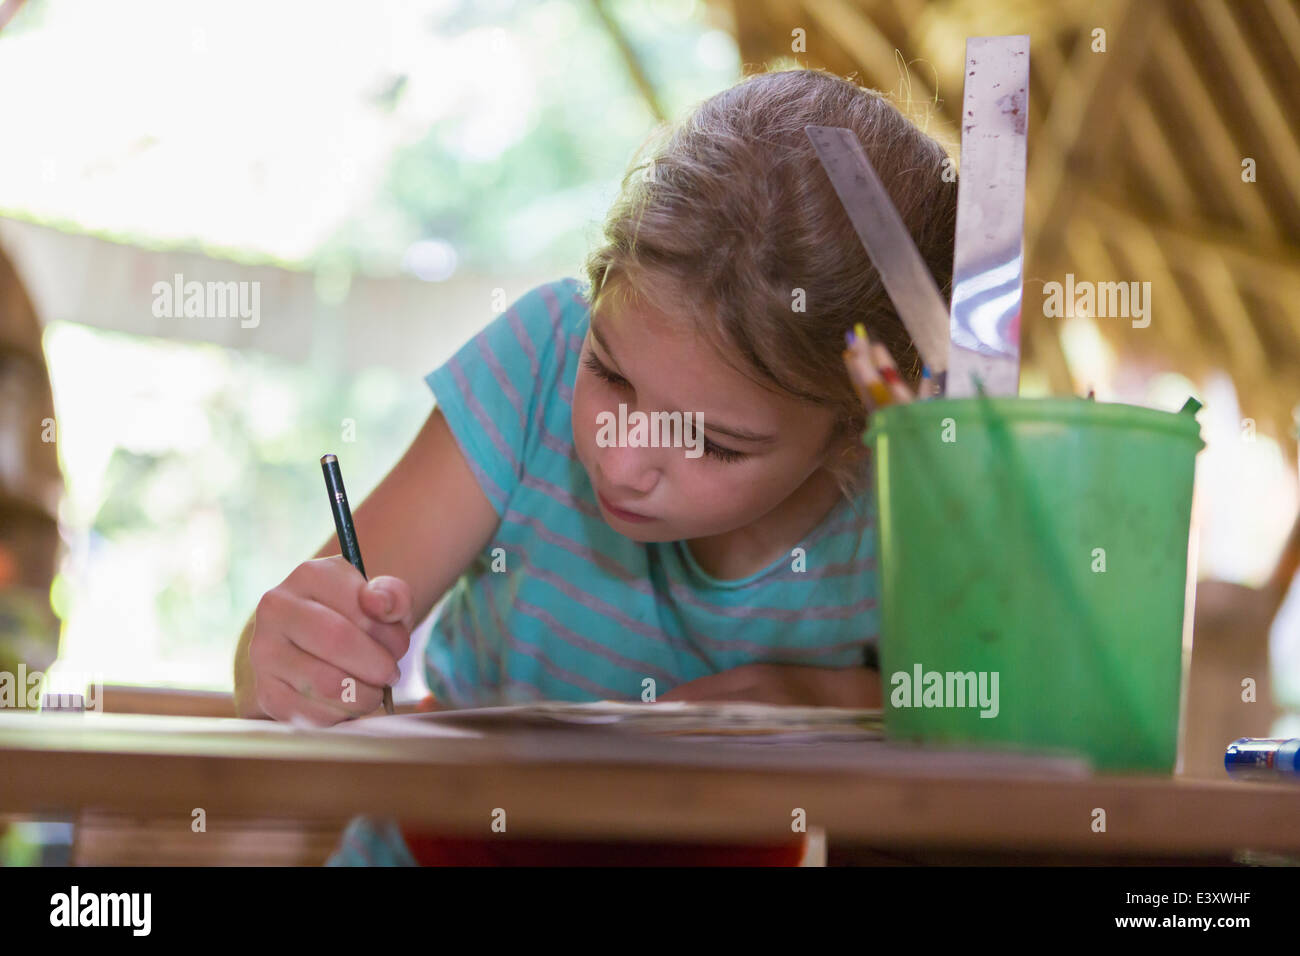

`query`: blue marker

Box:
[1224,737,1300,780]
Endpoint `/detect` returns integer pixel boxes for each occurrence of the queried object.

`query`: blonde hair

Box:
[582,67,957,501]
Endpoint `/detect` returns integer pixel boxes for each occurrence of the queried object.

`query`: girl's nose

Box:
[596,442,662,496]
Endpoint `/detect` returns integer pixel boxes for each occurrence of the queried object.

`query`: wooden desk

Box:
[2,711,1298,864]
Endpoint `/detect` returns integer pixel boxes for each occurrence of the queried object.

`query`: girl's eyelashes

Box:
[703,440,746,463]
[583,352,629,389]
[583,350,749,464]
[687,417,748,462]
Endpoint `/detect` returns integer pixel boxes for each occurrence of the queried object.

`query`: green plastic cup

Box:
[862,396,1204,772]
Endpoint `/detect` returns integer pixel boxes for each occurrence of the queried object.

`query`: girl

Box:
[235,67,956,864]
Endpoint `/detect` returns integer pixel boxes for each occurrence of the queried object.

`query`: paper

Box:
[330,700,885,741]
[322,716,482,739]
[319,701,1090,776]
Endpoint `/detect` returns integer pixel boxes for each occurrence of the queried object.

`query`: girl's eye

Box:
[704,440,746,464]
[585,351,747,464]
[583,352,630,389]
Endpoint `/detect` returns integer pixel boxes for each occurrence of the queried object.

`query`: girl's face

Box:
[572,292,845,544]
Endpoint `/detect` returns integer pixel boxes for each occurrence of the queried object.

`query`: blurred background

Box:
[1,0,1298,829]
[0,0,742,708]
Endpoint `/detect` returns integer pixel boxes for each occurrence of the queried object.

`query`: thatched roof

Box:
[688,0,1300,447]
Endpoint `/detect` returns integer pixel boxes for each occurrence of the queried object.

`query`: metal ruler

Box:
[806,124,950,375]
[946,34,1030,398]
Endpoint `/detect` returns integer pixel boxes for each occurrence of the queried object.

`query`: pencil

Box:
[864,336,913,404]
[848,326,893,407]
[321,453,395,716]
[918,366,935,400]
[842,349,876,411]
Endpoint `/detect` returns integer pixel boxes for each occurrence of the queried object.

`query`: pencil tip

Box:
[321,453,337,464]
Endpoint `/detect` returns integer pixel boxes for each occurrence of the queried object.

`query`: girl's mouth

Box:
[596,490,655,523]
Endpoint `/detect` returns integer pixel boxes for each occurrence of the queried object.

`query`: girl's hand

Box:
[244,556,414,725]
[658,663,882,708]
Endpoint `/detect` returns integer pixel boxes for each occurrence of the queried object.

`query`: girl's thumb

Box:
[368,581,394,617]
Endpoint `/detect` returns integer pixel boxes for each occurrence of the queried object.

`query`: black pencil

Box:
[320,453,394,715]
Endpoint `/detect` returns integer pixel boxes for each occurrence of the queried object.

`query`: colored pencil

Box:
[869,345,912,404]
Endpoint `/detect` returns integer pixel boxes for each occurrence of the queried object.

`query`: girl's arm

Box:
[233,407,500,717]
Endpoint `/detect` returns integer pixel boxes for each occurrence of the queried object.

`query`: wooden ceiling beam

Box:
[1194,0,1300,215]
[1100,217,1202,364]
[1057,219,1144,381]
[1078,190,1298,396]
[1028,7,1207,389]
[1034,25,1198,219]
[1024,0,1160,269]
[1265,0,1300,68]
[802,0,939,109]
[1150,20,1279,239]
[1061,212,1272,411]
[1188,253,1271,388]
[891,0,927,36]
[1078,191,1300,298]
[1022,296,1079,395]
[1114,91,1201,217]
[1018,0,1162,395]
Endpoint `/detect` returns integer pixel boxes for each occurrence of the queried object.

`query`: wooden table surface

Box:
[2,710,1298,858]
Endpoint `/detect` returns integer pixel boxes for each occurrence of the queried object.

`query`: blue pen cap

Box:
[1224,737,1300,779]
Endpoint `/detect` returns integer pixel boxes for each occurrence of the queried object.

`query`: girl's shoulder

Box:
[510,275,590,381]
[522,276,591,332]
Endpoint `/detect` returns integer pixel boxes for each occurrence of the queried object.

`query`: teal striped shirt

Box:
[325,276,879,865]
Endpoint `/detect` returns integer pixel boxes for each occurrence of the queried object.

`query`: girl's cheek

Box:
[675,468,743,509]
[570,386,597,459]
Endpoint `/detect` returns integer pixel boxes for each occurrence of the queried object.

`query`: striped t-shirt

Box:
[325,276,879,865]
[423,276,879,706]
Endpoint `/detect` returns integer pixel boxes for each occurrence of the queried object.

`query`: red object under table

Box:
[400,695,807,865]
[399,829,806,866]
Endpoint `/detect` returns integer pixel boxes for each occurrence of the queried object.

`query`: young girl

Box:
[234,67,956,864]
